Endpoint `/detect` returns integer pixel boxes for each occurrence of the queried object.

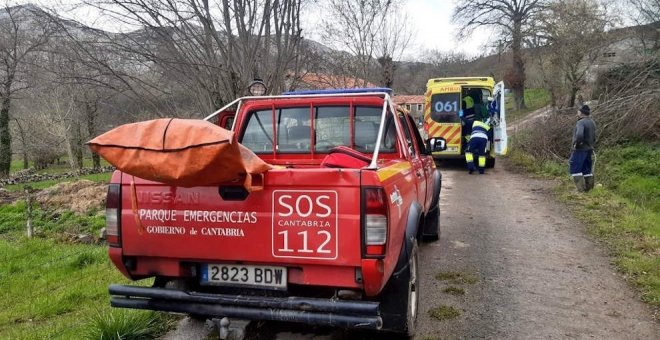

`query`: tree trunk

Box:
[85,103,100,169]
[0,96,12,177]
[73,121,83,169]
[64,129,75,170]
[568,87,578,108]
[511,17,527,111]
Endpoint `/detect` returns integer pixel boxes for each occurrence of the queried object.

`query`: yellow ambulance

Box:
[423,77,507,167]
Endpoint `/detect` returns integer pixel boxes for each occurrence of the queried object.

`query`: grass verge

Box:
[442,286,466,295]
[0,200,105,236]
[0,231,175,339]
[435,271,479,284]
[0,199,175,338]
[507,142,660,308]
[428,305,461,321]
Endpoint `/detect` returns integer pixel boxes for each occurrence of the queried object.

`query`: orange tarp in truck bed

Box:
[87,118,273,190]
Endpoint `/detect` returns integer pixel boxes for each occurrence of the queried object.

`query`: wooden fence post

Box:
[24,185,33,238]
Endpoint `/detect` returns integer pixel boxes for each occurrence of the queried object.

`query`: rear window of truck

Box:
[239,106,397,154]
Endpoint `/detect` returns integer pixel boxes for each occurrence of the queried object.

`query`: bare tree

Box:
[534,0,610,108]
[629,0,660,53]
[452,0,548,110]
[0,5,56,176]
[81,0,306,114]
[320,0,395,86]
[375,3,414,87]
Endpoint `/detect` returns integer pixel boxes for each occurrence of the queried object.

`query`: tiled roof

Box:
[393,95,425,104]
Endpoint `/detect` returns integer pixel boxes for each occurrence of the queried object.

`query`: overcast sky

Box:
[302,0,491,59]
[12,0,631,60]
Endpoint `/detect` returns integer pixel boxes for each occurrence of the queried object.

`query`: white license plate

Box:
[201,264,287,290]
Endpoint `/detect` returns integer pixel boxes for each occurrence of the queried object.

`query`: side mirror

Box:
[427,137,447,152]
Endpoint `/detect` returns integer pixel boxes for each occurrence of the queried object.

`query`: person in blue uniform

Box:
[465,120,491,174]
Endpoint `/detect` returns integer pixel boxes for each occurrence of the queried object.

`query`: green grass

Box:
[435,271,479,284]
[428,305,461,321]
[506,88,551,122]
[0,200,105,236]
[81,309,174,340]
[3,172,112,192]
[442,286,466,295]
[0,232,172,339]
[508,142,660,306]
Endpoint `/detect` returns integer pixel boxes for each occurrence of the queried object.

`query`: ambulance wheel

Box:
[379,240,419,337]
[422,205,439,242]
[486,157,496,168]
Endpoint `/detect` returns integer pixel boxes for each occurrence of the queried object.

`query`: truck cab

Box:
[105,88,442,336]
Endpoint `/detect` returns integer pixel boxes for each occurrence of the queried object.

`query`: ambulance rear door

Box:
[493,81,508,155]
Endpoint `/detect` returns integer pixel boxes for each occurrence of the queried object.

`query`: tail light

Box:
[363,188,388,257]
[106,184,122,247]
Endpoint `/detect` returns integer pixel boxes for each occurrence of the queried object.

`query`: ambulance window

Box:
[241,109,274,153]
[315,106,350,152]
[430,93,461,123]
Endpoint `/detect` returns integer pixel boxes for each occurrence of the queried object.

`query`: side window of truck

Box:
[241,110,274,153]
[398,113,416,158]
[406,113,429,155]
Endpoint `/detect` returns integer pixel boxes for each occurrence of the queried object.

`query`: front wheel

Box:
[379,240,419,337]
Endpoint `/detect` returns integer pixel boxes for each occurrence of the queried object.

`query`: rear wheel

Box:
[379,240,419,337]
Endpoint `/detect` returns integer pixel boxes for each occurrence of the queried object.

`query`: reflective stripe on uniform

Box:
[465,152,474,162]
[478,156,486,168]
[470,132,488,140]
[473,120,490,131]
[571,172,583,177]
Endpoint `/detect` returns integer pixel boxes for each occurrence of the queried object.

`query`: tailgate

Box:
[119,168,363,267]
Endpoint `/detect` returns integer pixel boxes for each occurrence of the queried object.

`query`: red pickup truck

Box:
[106,88,443,336]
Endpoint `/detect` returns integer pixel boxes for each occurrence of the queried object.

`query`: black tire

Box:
[486,157,496,168]
[379,240,419,337]
[421,206,439,242]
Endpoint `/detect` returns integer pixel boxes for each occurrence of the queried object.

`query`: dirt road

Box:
[164,160,659,339]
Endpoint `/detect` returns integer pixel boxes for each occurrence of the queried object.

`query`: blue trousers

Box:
[465,137,488,174]
[569,149,593,176]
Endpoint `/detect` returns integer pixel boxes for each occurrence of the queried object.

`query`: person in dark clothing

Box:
[465,120,491,174]
[569,105,596,192]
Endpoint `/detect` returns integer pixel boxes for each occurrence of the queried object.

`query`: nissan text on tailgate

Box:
[106,88,443,336]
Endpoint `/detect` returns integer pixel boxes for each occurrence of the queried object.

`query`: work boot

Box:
[572,175,586,192]
[584,176,594,192]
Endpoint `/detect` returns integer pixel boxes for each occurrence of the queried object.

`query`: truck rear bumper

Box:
[109,284,382,329]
